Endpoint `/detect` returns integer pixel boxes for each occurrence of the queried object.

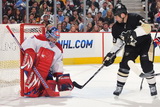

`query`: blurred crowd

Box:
[2,0,160,32]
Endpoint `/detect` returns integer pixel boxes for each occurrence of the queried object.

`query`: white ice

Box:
[1,63,160,107]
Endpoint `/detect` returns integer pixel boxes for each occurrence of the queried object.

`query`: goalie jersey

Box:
[22,34,64,74]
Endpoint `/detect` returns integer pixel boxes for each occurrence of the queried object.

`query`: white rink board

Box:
[59,33,102,58]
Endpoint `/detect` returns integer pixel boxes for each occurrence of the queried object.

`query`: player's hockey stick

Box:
[6,25,60,97]
[73,44,124,89]
[128,60,160,78]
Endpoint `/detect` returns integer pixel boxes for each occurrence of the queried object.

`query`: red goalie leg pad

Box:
[24,70,43,97]
[21,48,36,73]
[24,47,55,97]
[35,47,55,79]
[42,80,58,97]
[57,74,74,91]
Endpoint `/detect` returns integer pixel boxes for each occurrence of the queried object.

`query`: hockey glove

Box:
[57,74,74,91]
[103,52,116,67]
[120,30,137,46]
[153,37,160,48]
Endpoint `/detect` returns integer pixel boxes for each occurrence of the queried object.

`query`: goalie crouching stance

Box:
[21,26,74,97]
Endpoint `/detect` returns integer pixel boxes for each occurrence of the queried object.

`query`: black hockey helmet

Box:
[112,3,127,16]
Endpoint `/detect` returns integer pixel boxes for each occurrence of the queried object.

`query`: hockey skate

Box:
[113,86,123,96]
[149,84,157,96]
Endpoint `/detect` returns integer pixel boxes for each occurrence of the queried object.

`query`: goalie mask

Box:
[46,27,60,47]
[46,27,60,40]
[112,3,127,16]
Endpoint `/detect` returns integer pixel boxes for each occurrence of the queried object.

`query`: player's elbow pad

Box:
[134,23,151,37]
[21,48,36,71]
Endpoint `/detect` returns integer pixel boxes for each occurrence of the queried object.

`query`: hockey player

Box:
[21,25,74,97]
[103,3,157,96]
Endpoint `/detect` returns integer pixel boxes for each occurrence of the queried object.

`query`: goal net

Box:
[0,24,45,96]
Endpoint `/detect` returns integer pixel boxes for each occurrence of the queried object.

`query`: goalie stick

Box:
[6,25,61,97]
[73,43,124,89]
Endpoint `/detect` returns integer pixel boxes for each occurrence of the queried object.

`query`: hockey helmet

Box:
[112,3,127,16]
[46,27,60,39]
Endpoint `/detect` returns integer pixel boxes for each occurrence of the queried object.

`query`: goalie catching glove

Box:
[103,52,116,67]
[153,37,160,48]
[120,30,137,46]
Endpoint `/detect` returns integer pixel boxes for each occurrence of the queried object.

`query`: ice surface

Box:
[0,63,160,107]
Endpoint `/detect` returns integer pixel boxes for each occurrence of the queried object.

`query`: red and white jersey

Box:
[22,34,64,74]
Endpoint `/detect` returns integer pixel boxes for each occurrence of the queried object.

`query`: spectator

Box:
[103,9,114,25]
[63,3,72,17]
[29,13,35,23]
[88,3,99,16]
[70,9,81,25]
[9,16,17,24]
[2,15,9,24]
[100,22,111,32]
[64,16,71,30]
[57,23,62,32]
[29,0,37,7]
[57,9,65,23]
[86,22,93,32]
[69,25,78,32]
[97,12,104,22]
[14,8,23,23]
[87,0,99,9]
[61,21,69,32]
[41,9,54,24]
[30,18,37,24]
[91,25,100,32]
[39,2,49,17]
[97,20,103,30]
[99,1,109,18]
[4,7,14,19]
[40,14,52,26]
[73,0,81,7]
[30,7,40,22]
[56,1,63,11]
[154,1,160,23]
[79,18,84,32]
[86,12,93,24]
[148,0,157,23]
[77,1,84,17]
[39,0,51,7]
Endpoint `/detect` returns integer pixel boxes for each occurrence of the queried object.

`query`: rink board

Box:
[0,32,160,67]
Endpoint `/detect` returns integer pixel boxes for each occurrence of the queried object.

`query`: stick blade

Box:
[72,81,83,89]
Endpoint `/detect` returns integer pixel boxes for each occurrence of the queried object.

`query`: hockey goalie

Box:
[21,25,74,97]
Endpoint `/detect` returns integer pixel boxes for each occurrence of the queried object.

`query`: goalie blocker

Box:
[22,47,74,97]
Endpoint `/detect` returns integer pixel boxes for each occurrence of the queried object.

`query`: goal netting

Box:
[0,24,45,96]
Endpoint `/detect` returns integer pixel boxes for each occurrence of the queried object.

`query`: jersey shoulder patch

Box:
[55,42,63,53]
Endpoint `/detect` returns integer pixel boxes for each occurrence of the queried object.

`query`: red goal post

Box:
[0,23,45,96]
